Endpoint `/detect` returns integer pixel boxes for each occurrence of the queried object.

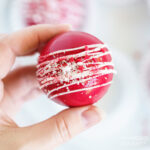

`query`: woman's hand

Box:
[0,24,103,150]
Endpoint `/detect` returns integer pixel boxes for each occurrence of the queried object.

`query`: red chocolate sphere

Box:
[36,31,114,107]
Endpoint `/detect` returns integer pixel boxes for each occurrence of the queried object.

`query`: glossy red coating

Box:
[37,31,113,107]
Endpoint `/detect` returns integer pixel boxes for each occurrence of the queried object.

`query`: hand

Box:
[0,24,103,150]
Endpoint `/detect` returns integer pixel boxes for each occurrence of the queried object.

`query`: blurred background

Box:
[0,0,150,149]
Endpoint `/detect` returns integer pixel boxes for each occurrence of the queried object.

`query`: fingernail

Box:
[82,106,105,128]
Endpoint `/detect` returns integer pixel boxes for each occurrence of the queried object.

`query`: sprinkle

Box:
[85,54,90,59]
[89,96,92,99]
[92,58,97,62]
[66,87,70,91]
[69,57,74,63]
[45,66,50,70]
[78,66,84,72]
[76,58,82,62]
[62,62,67,67]
[77,62,83,65]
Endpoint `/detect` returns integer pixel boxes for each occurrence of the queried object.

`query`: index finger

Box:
[0,24,71,79]
[2,24,71,56]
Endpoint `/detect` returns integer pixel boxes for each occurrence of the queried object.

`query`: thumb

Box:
[19,105,104,150]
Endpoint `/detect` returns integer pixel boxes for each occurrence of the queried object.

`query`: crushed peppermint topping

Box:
[36,44,115,98]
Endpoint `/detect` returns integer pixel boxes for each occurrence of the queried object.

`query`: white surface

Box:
[94,0,150,57]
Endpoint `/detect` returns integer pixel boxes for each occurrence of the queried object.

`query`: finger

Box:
[0,24,71,79]
[3,66,39,100]
[2,24,71,56]
[19,106,104,150]
[0,66,41,117]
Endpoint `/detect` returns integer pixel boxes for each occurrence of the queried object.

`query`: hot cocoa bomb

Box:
[36,31,115,107]
[22,0,85,29]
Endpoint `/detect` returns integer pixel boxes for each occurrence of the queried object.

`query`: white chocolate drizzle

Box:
[36,43,115,99]
[39,44,106,58]
[50,81,112,99]
[46,70,116,96]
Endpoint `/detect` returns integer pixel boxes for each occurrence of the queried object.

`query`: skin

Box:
[0,24,103,150]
